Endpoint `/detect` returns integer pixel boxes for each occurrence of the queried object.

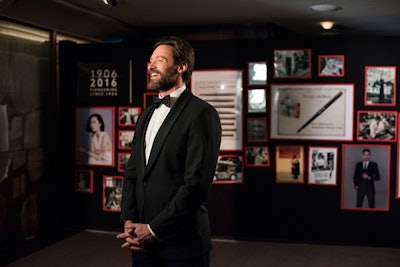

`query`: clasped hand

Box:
[116,221,156,252]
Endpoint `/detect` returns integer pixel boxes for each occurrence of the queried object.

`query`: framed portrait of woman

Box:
[75,106,115,167]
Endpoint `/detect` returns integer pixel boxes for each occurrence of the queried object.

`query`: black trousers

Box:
[131,251,210,267]
[356,182,375,208]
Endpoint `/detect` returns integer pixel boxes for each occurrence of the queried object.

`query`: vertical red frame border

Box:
[356,110,397,142]
[340,144,390,212]
[74,169,94,193]
[247,61,268,86]
[117,106,141,127]
[75,106,115,167]
[364,66,396,107]
[102,175,123,212]
[244,146,270,167]
[317,54,345,77]
[307,146,338,186]
[213,154,244,184]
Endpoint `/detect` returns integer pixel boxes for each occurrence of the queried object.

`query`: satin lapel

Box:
[137,107,156,178]
[145,90,192,175]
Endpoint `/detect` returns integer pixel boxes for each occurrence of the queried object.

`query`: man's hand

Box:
[116,221,157,252]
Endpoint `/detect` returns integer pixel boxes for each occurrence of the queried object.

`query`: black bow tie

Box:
[152,95,170,108]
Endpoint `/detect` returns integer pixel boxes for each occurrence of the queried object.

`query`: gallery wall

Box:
[59,36,400,246]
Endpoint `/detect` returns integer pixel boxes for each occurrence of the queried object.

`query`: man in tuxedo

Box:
[353,148,380,208]
[117,36,221,267]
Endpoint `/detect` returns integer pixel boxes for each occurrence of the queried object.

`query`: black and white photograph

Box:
[213,155,243,184]
[247,88,267,113]
[247,118,267,142]
[357,111,396,142]
[365,66,396,106]
[308,146,337,186]
[318,55,344,77]
[341,145,390,211]
[118,106,141,126]
[74,170,93,193]
[118,152,130,172]
[118,130,135,150]
[245,146,269,167]
[102,175,123,212]
[248,61,267,85]
[273,49,311,79]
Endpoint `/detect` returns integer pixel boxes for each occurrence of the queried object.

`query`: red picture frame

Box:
[247,88,267,113]
[117,106,141,127]
[102,175,123,212]
[244,146,269,167]
[364,66,396,107]
[75,106,115,167]
[318,55,344,77]
[307,146,338,186]
[118,130,135,150]
[273,48,312,79]
[74,169,94,193]
[341,144,390,212]
[275,145,305,184]
[248,61,267,86]
[117,152,130,172]
[247,117,268,143]
[213,155,244,184]
[356,110,397,142]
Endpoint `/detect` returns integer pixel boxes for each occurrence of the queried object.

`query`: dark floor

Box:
[4,230,400,267]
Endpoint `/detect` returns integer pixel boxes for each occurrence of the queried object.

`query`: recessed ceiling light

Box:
[320,21,335,30]
[310,4,342,12]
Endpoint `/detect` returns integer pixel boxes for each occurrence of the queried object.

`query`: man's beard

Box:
[148,65,178,92]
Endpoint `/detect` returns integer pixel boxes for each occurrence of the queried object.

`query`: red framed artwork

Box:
[244,146,269,167]
[74,169,94,193]
[118,106,141,127]
[118,152,130,172]
[102,175,123,212]
[75,106,115,167]
[248,61,267,86]
[318,55,344,77]
[356,110,396,142]
[118,130,135,150]
[273,48,311,79]
[307,146,338,186]
[247,117,268,143]
[275,145,305,184]
[341,144,390,212]
[365,66,396,106]
[247,88,267,113]
[213,155,244,184]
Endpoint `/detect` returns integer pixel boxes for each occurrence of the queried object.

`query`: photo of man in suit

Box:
[116,36,222,267]
[353,148,380,208]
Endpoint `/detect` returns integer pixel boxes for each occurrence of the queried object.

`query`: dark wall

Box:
[59,37,400,246]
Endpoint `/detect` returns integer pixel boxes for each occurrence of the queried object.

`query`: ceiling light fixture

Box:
[102,0,117,7]
[310,4,342,12]
[320,21,335,30]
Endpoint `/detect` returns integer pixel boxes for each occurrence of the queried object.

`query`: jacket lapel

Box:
[144,89,192,176]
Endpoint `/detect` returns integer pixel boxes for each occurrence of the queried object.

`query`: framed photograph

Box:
[275,145,304,184]
[77,60,132,104]
[341,144,390,211]
[143,92,158,109]
[102,175,123,212]
[247,88,267,113]
[118,130,135,150]
[213,155,244,184]
[273,48,311,79]
[118,152,130,172]
[318,55,344,77]
[75,106,115,166]
[365,66,396,106]
[245,146,269,167]
[356,110,396,142]
[247,118,267,143]
[118,106,141,127]
[191,69,243,151]
[248,61,267,86]
[308,146,338,186]
[74,169,93,193]
[270,83,354,141]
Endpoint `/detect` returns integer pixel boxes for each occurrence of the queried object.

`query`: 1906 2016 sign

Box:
[77,61,132,104]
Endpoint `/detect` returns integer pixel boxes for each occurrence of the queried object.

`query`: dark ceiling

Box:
[1,0,400,41]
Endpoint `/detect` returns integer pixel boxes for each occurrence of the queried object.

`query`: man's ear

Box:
[177,63,188,73]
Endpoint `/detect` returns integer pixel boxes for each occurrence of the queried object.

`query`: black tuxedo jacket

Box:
[353,161,380,191]
[121,89,221,259]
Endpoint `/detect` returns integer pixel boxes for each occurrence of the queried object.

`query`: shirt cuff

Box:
[147,224,161,241]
